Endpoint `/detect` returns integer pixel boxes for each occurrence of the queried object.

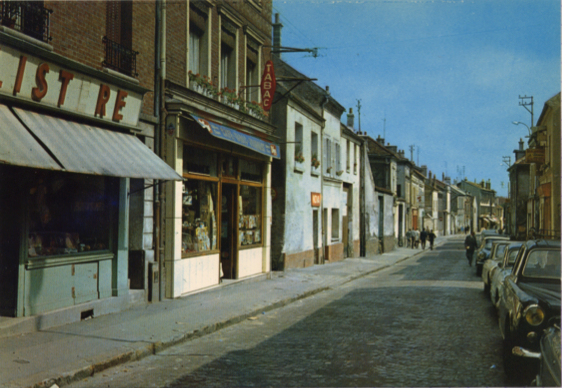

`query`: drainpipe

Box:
[154,0,161,302]
[157,0,167,301]
[320,92,329,264]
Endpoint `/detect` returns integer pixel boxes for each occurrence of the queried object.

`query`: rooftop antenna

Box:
[382,111,386,140]
[409,144,415,162]
[417,147,420,165]
[356,99,362,132]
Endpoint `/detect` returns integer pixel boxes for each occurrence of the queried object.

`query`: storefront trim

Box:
[25,252,114,270]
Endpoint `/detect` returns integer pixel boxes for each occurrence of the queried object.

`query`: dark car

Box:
[475,235,509,276]
[489,241,524,308]
[498,240,561,375]
[512,324,561,386]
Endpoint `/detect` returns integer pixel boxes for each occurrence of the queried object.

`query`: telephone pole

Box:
[518,95,534,127]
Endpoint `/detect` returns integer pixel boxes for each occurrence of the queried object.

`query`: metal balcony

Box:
[0,1,53,43]
[102,36,139,78]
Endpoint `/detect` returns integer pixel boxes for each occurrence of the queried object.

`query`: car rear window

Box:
[522,250,561,279]
[494,245,507,259]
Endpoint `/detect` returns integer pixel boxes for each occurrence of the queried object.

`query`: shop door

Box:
[220,184,237,279]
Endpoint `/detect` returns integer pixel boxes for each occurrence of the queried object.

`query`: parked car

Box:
[475,235,509,276]
[498,239,561,374]
[482,240,512,297]
[512,324,561,386]
[489,242,524,308]
[477,229,500,245]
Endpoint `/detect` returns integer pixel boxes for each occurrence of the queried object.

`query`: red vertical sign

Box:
[260,60,276,111]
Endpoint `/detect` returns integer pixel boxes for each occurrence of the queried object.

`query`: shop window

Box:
[182,180,218,255]
[240,159,262,182]
[331,208,339,239]
[239,185,262,246]
[221,155,238,178]
[28,172,116,258]
[183,146,217,177]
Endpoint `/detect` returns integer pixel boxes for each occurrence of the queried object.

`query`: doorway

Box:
[220,183,237,279]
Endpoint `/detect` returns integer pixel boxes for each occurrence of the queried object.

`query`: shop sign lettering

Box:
[260,60,276,111]
[0,45,142,126]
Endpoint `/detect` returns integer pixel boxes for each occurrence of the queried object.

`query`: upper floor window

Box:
[346,140,350,172]
[188,3,209,78]
[311,132,319,170]
[335,142,341,174]
[103,1,137,77]
[0,1,52,43]
[220,19,238,90]
[294,122,303,162]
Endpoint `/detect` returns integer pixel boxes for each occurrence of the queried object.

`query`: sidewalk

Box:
[0,236,457,388]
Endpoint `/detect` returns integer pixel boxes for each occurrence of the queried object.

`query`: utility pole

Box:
[518,95,534,127]
[356,99,362,132]
[502,155,511,168]
[409,144,415,162]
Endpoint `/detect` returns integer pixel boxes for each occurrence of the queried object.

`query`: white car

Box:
[482,240,512,297]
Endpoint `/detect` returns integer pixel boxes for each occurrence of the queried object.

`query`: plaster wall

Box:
[283,105,323,256]
[178,254,220,294]
[324,181,343,243]
[239,247,263,278]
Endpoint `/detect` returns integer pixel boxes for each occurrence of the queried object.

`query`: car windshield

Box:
[494,244,507,259]
[522,249,561,279]
[485,240,495,249]
[507,249,518,265]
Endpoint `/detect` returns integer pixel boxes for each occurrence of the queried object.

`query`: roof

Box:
[458,179,495,193]
[536,92,561,126]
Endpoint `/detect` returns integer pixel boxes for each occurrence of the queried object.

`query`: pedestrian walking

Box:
[405,229,413,248]
[428,229,436,250]
[414,229,420,248]
[420,228,428,250]
[464,231,477,266]
[465,225,470,234]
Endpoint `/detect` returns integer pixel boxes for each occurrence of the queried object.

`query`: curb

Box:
[26,244,449,388]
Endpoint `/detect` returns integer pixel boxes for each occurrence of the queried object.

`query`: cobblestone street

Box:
[71,237,510,387]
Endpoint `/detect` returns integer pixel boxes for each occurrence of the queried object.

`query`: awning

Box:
[12,107,182,180]
[0,104,62,171]
[190,114,280,159]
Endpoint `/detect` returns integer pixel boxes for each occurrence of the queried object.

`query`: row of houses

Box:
[505,92,560,241]
[0,1,502,323]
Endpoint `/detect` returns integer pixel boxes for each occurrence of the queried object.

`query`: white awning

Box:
[0,104,61,171]
[12,107,181,180]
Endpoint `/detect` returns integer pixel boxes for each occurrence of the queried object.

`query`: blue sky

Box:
[271,0,560,196]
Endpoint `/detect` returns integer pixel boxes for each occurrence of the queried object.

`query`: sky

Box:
[271,0,560,197]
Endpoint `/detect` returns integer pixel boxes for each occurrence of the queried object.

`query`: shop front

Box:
[0,43,181,318]
[164,101,279,298]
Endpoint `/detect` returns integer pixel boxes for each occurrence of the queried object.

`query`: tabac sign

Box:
[0,44,143,126]
[260,60,276,111]
[311,192,321,207]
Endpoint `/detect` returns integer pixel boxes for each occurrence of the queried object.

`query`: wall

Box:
[364,160,379,255]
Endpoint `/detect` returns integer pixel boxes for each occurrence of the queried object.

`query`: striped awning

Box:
[12,107,181,180]
[0,104,62,171]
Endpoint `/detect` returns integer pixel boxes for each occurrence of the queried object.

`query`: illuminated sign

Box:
[311,192,321,207]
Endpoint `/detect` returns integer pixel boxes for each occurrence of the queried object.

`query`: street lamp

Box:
[512,121,531,136]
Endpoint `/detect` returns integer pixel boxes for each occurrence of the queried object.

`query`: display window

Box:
[238,185,262,247]
[27,172,116,258]
[183,146,218,177]
[182,180,218,256]
[240,159,262,182]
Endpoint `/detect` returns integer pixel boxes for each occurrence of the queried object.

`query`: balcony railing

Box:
[102,36,139,78]
[0,1,52,43]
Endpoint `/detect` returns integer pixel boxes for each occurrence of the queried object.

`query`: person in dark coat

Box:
[428,230,436,250]
[464,231,477,266]
[420,228,428,250]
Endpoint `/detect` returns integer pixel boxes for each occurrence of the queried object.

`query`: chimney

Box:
[387,145,398,153]
[272,13,283,59]
[376,135,385,144]
[442,172,445,180]
[325,86,330,95]
[514,138,526,161]
[347,108,354,129]
[481,179,485,187]
[421,165,428,177]
[486,179,491,190]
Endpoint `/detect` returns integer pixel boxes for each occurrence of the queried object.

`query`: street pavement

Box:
[0,235,453,388]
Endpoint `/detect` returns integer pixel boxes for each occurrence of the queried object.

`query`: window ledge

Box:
[0,26,53,52]
[102,67,140,85]
[294,162,305,174]
[311,167,320,177]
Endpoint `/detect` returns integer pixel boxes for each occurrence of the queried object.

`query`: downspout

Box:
[156,0,167,301]
[153,0,161,301]
[320,94,329,264]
